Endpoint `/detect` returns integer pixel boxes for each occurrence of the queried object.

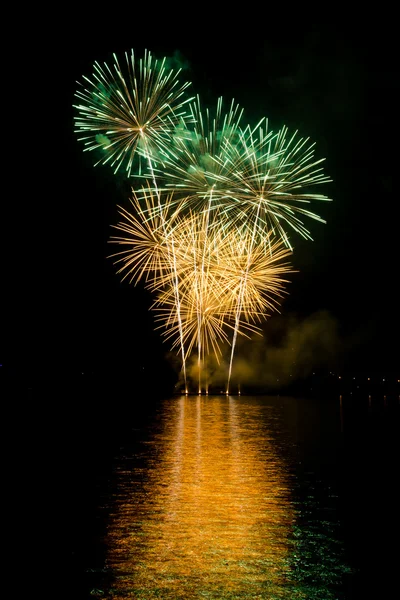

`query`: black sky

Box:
[5,17,399,386]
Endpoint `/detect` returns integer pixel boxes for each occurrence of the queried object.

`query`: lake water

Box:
[59,391,398,599]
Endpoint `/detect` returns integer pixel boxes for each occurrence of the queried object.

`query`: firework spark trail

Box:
[196,197,225,393]
[226,208,262,394]
[217,225,292,392]
[141,108,331,251]
[146,148,188,392]
[148,112,331,249]
[196,212,207,393]
[109,192,296,392]
[152,211,232,362]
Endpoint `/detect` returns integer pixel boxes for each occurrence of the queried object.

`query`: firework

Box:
[109,188,190,388]
[152,211,233,361]
[108,188,184,285]
[216,224,293,391]
[213,124,331,248]
[74,49,193,177]
[75,49,331,392]
[141,106,331,249]
[109,195,292,392]
[151,95,245,210]
[217,227,292,322]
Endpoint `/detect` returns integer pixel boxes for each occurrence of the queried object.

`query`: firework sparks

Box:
[214,124,331,248]
[75,49,331,392]
[74,49,194,177]
[153,95,245,210]
[109,197,292,392]
[139,109,331,249]
[108,188,184,285]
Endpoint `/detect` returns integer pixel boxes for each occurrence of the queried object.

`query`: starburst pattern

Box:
[74,49,193,176]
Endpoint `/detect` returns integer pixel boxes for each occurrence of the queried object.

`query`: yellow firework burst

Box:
[217,226,293,322]
[108,188,184,285]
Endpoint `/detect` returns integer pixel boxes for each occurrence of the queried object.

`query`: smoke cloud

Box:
[169,310,342,391]
[230,310,340,388]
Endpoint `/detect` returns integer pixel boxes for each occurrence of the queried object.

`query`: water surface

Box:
[63,392,398,599]
[81,395,353,598]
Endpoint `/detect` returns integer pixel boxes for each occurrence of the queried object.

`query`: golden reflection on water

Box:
[105,396,296,598]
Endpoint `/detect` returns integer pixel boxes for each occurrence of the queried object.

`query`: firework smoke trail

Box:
[218,226,293,393]
[168,234,188,392]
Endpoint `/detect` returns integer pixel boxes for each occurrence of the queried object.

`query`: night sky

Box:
[5,18,399,390]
